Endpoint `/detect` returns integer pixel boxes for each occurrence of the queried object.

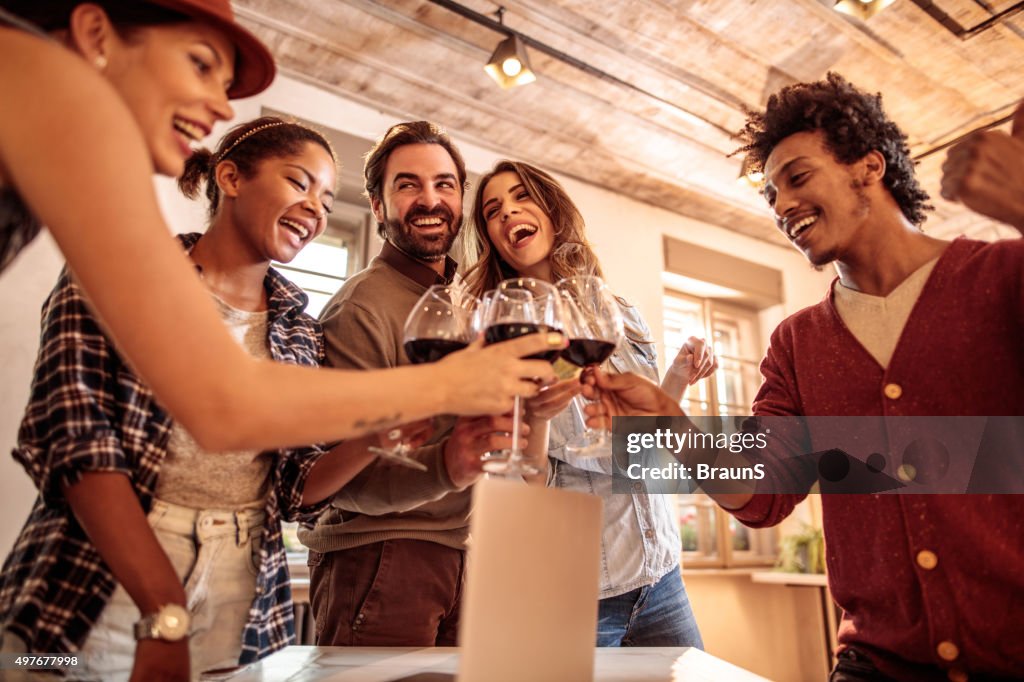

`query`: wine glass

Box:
[472,290,513,469]
[480,278,565,476]
[556,276,624,457]
[369,285,478,470]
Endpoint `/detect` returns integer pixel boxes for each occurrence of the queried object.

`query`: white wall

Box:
[0,73,831,555]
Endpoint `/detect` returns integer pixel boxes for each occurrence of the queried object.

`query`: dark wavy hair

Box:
[362,121,468,238]
[737,72,931,226]
[179,116,336,220]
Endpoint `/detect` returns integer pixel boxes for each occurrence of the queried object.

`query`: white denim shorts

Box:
[75,498,266,681]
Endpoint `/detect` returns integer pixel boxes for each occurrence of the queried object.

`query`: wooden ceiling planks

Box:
[233,0,1024,244]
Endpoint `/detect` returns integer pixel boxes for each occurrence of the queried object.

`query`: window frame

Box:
[664,289,778,568]
[272,201,374,318]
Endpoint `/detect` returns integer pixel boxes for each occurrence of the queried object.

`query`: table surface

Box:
[749,570,829,587]
[217,646,771,682]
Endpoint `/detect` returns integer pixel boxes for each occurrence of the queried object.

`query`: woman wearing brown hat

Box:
[0,5,557,451]
[0,2,561,679]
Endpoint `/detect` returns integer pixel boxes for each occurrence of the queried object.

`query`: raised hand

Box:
[667,336,718,386]
[940,99,1024,234]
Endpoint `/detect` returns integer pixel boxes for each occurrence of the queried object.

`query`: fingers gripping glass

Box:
[479,278,565,477]
[369,285,479,470]
[556,276,624,458]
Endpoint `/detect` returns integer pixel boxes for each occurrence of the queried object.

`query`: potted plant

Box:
[775,524,825,574]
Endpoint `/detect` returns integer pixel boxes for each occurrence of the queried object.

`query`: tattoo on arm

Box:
[353,413,403,432]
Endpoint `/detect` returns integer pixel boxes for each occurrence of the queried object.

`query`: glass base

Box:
[481,455,539,477]
[564,429,611,458]
[368,445,428,471]
[480,449,510,464]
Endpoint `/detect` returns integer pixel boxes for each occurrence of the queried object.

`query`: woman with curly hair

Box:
[3,117,320,680]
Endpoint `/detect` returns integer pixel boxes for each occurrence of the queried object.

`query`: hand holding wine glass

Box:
[581,368,686,429]
[433,335,562,414]
[479,277,566,476]
[443,413,531,487]
[369,285,478,470]
[524,378,581,421]
[556,275,624,457]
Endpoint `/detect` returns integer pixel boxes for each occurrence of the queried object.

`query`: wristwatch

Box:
[133,603,191,641]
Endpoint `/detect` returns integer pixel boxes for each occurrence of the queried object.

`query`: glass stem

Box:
[571,394,590,435]
[510,395,522,462]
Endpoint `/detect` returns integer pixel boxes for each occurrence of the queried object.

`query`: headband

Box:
[215,120,290,163]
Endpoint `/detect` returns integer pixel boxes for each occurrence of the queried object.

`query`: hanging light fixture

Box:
[483,7,536,89]
[737,156,764,188]
[832,0,896,21]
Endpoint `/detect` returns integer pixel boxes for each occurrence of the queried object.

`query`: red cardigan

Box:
[734,237,1024,679]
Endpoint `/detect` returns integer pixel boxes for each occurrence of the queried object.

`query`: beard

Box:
[805,179,871,268]
[383,203,462,262]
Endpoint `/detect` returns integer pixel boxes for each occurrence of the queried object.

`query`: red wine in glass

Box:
[484,322,562,362]
[479,278,566,477]
[561,338,616,367]
[404,338,470,365]
[555,275,625,458]
[375,285,478,472]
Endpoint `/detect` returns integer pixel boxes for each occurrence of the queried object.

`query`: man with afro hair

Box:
[585,74,1024,680]
[736,73,1024,681]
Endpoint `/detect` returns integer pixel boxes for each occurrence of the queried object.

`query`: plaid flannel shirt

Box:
[0,233,329,663]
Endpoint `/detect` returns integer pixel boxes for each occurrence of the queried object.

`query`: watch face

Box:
[156,604,190,641]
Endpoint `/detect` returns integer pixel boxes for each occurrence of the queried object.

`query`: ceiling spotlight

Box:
[832,0,896,20]
[483,7,536,89]
[737,156,765,188]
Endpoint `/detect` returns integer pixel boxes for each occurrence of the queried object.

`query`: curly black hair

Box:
[737,72,931,226]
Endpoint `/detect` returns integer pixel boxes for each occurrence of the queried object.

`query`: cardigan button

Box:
[916,550,938,570]
[897,464,917,482]
[883,383,903,400]
[937,640,960,661]
[947,669,968,682]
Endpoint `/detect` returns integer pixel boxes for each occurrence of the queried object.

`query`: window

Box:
[275,202,372,567]
[664,290,777,567]
[273,201,373,317]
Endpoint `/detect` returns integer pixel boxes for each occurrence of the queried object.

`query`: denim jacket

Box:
[548,302,681,599]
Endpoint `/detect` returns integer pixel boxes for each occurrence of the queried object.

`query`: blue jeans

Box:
[596,566,703,648]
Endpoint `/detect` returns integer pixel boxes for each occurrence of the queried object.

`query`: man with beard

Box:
[300,121,528,646]
[581,75,1024,680]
